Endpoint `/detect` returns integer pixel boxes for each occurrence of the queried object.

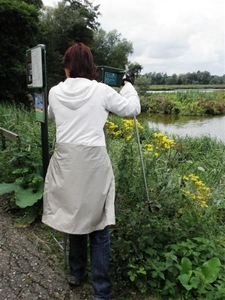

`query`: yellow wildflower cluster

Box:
[143,143,159,157]
[106,119,143,141]
[153,132,176,150]
[106,121,122,137]
[143,132,175,157]
[181,174,210,208]
[122,119,134,141]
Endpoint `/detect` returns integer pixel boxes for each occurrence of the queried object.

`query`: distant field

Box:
[148,84,225,90]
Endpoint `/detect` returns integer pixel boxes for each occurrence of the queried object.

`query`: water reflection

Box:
[139,113,225,142]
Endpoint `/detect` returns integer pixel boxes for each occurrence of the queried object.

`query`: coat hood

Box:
[55,78,98,110]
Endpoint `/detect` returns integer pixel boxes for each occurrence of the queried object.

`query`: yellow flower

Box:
[182,173,210,209]
[143,144,154,152]
[152,132,175,150]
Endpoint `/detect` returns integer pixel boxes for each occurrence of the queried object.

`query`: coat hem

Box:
[42,217,116,235]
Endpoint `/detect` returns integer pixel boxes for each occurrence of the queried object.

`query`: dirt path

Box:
[0,202,94,300]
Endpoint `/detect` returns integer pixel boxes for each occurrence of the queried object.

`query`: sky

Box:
[42,0,225,76]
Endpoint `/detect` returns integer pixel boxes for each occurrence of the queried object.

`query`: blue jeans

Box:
[69,226,112,300]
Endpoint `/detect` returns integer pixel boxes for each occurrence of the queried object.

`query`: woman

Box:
[42,42,140,300]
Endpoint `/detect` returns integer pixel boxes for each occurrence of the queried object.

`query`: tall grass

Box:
[0,103,55,182]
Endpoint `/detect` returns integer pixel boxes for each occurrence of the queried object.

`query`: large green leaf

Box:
[178,274,193,291]
[201,257,221,283]
[0,182,16,195]
[15,186,43,208]
[180,257,192,275]
[178,257,193,291]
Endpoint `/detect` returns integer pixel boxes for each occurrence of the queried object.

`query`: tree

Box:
[0,0,40,104]
[91,28,133,69]
[209,75,223,84]
[24,0,43,8]
[134,75,150,95]
[128,62,143,77]
[40,0,100,88]
[165,73,177,85]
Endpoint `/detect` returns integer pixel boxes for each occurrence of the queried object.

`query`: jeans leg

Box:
[69,234,88,279]
[90,226,112,300]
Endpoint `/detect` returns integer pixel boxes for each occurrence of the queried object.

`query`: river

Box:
[139,113,225,143]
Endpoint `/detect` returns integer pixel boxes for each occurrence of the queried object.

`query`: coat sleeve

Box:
[47,88,55,120]
[104,82,141,117]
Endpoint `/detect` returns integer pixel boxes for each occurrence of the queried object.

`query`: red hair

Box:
[62,43,98,80]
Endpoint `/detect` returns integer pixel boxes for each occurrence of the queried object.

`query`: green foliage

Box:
[178,257,221,291]
[0,149,44,208]
[0,0,40,104]
[24,0,43,8]
[134,76,150,95]
[40,0,101,88]
[128,62,143,77]
[106,115,225,298]
[92,28,133,69]
[0,103,55,226]
[0,143,44,225]
[140,90,225,116]
[165,238,225,298]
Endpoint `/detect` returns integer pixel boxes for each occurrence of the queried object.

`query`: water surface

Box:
[139,113,225,142]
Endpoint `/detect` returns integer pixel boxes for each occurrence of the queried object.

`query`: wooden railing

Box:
[0,127,20,150]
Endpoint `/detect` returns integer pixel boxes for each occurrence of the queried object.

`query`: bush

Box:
[141,90,225,116]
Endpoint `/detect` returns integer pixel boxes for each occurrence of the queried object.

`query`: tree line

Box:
[144,71,225,85]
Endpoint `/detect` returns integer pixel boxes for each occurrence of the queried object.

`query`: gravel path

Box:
[0,201,94,300]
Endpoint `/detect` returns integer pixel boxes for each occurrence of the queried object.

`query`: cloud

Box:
[96,0,225,75]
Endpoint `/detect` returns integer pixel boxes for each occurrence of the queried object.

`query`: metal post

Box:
[62,233,68,269]
[41,47,49,178]
[53,233,68,269]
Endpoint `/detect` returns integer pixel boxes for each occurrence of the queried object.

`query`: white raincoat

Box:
[42,78,140,234]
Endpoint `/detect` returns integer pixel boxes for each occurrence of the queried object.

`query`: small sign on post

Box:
[26,44,49,178]
[26,44,45,89]
[34,92,45,123]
